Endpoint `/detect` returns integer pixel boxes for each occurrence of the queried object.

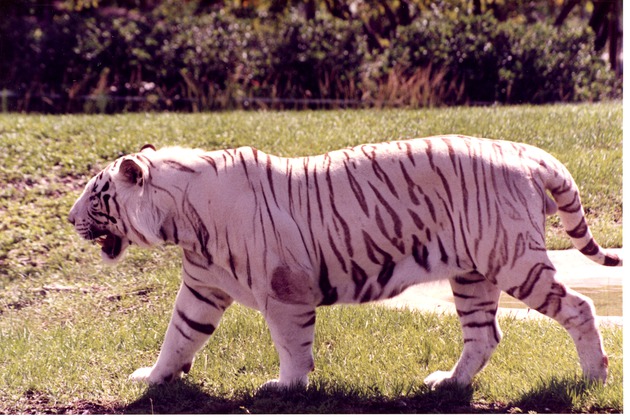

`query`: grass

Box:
[0,103,623,413]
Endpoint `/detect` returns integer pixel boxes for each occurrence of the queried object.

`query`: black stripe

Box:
[164,159,198,173]
[344,161,369,216]
[301,315,316,328]
[403,141,415,166]
[360,284,374,303]
[102,194,111,215]
[457,308,480,317]
[399,161,420,205]
[172,219,179,244]
[453,275,485,285]
[351,261,368,299]
[435,167,454,209]
[453,291,475,299]
[424,196,437,223]
[312,166,325,224]
[136,154,155,168]
[200,155,218,174]
[514,262,555,300]
[175,324,192,341]
[534,282,566,317]
[441,136,458,172]
[463,320,500,344]
[377,258,396,287]
[177,308,216,335]
[326,168,354,257]
[437,236,449,264]
[458,216,476,268]
[245,248,253,288]
[225,232,238,279]
[407,209,425,230]
[184,281,220,310]
[94,211,117,224]
[371,159,399,199]
[327,230,349,273]
[184,249,209,269]
[462,321,495,329]
[412,235,430,271]
[579,238,599,256]
[368,182,402,238]
[266,154,279,206]
[558,191,581,213]
[239,150,250,177]
[425,140,435,170]
[183,194,213,266]
[550,179,571,195]
[566,218,588,238]
[318,249,338,306]
[604,254,621,267]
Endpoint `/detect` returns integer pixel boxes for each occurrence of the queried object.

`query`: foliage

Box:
[0,1,620,111]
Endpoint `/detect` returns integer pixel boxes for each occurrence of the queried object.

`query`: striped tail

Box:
[545,166,622,267]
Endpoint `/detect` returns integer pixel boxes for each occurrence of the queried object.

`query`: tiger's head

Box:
[68,144,160,264]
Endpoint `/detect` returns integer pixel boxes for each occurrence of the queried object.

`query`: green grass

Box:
[0,303,623,413]
[0,103,623,413]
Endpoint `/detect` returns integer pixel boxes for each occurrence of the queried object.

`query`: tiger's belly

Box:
[322,252,465,305]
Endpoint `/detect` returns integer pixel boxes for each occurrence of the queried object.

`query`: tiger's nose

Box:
[68,205,77,225]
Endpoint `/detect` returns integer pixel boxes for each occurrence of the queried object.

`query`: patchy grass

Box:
[0,103,623,413]
[0,304,623,414]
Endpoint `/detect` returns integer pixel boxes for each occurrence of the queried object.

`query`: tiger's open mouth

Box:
[94,232,123,260]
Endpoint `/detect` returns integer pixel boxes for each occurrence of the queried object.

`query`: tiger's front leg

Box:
[130,279,232,384]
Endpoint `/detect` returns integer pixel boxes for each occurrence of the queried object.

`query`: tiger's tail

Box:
[542,161,622,267]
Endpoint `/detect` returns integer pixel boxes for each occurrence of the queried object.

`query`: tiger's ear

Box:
[118,158,145,187]
[140,144,156,153]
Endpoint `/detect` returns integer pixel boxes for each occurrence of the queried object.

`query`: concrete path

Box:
[379,248,624,326]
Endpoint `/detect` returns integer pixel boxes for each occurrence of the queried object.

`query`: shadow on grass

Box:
[116,375,620,414]
[15,376,617,414]
[512,376,617,414]
[120,381,481,414]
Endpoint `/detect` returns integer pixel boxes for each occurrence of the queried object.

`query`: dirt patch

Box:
[3,390,121,415]
[4,171,89,200]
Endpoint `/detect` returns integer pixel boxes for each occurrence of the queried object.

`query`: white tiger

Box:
[68,135,621,389]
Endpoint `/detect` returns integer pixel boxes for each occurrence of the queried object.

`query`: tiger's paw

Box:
[129,366,181,385]
[582,354,608,384]
[129,366,155,383]
[424,370,468,390]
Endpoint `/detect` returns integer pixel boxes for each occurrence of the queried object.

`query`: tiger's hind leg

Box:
[425,271,502,389]
[261,298,317,389]
[499,254,608,383]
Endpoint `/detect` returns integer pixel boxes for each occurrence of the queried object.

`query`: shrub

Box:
[0,7,619,112]
[260,14,367,104]
[378,12,619,106]
[498,22,618,103]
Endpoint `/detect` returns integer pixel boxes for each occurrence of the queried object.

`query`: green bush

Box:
[261,15,367,103]
[0,6,619,112]
[381,13,619,105]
